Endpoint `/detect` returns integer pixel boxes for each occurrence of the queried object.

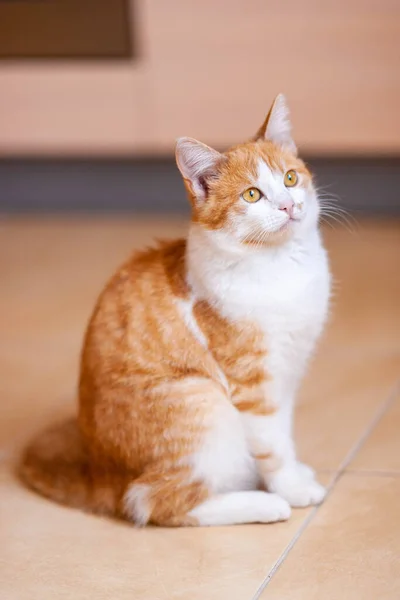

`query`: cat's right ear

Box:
[254,94,297,154]
[175,137,222,203]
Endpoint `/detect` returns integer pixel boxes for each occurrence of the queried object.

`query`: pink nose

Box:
[278,199,295,218]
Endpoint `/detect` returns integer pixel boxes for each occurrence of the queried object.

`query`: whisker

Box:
[320,206,355,227]
[318,192,357,231]
[316,184,342,200]
[319,215,335,229]
[320,211,355,233]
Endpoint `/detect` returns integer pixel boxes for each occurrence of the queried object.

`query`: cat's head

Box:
[176,95,319,247]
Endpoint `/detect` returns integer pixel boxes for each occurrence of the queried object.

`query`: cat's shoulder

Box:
[97,237,189,306]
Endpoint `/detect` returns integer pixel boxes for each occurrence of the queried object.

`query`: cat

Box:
[21,94,331,527]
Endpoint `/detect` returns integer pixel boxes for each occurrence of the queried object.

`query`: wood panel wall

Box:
[0,0,399,156]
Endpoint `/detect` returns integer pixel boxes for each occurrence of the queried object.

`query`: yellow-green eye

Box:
[284,169,298,187]
[242,187,262,203]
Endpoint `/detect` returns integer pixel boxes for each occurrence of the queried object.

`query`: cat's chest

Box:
[218,253,328,329]
[205,245,330,372]
[189,236,330,389]
[210,254,329,395]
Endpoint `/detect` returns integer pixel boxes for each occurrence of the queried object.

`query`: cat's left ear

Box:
[175,137,223,203]
[254,94,297,154]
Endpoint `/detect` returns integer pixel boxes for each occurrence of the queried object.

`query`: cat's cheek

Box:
[295,192,319,230]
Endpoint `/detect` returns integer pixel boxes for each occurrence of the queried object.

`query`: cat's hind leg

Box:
[188,491,290,526]
[123,473,290,527]
[123,378,292,526]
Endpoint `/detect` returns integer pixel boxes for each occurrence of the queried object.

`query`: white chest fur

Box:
[187,225,331,402]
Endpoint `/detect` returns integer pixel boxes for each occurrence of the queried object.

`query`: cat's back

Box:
[80,237,192,377]
[103,236,187,302]
[78,236,224,467]
[90,237,187,324]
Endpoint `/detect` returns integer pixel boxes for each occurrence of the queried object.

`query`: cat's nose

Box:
[278,199,295,218]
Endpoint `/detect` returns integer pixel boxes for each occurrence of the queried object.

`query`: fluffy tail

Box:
[20,418,119,516]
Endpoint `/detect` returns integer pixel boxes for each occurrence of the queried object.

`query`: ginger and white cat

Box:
[21,95,331,527]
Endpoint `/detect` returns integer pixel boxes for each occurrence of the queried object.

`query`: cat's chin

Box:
[260,218,310,246]
[269,219,297,240]
[276,219,292,233]
[275,214,315,238]
[240,224,295,249]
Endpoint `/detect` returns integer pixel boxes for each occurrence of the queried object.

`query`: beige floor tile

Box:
[322,220,400,353]
[259,474,400,600]
[349,387,400,473]
[295,351,400,471]
[0,218,399,599]
[0,468,332,600]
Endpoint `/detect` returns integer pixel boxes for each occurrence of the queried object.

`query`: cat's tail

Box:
[19,418,119,516]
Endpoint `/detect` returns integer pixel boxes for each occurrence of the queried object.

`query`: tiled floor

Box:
[0,217,399,599]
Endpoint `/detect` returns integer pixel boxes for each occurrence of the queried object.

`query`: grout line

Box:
[252,504,320,600]
[344,469,400,478]
[336,379,400,475]
[252,378,400,600]
[252,471,338,600]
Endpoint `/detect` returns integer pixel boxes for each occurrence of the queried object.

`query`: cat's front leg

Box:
[267,460,326,508]
[240,406,326,508]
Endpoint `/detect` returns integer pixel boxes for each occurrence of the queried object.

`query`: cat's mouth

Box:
[278,216,296,229]
[274,214,303,235]
[286,213,303,224]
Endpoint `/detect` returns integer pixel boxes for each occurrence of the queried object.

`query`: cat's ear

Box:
[254,94,297,154]
[175,137,223,202]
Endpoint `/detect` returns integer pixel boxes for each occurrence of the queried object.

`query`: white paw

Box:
[294,461,315,482]
[263,493,292,522]
[269,468,326,508]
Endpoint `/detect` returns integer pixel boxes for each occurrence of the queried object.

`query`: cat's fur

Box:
[20,95,331,527]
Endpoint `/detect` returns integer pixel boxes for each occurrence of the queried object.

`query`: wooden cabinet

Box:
[0,0,399,155]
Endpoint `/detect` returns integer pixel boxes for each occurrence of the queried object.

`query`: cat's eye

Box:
[242,188,262,203]
[284,170,298,188]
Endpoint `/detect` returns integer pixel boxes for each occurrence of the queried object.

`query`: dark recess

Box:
[0,157,399,215]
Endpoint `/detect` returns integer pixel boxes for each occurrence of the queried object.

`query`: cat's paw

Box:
[277,480,326,508]
[269,467,326,508]
[263,493,292,522]
[294,461,315,482]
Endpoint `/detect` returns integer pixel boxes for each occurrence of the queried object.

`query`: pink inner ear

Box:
[198,175,209,196]
[176,138,222,185]
[255,95,296,154]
